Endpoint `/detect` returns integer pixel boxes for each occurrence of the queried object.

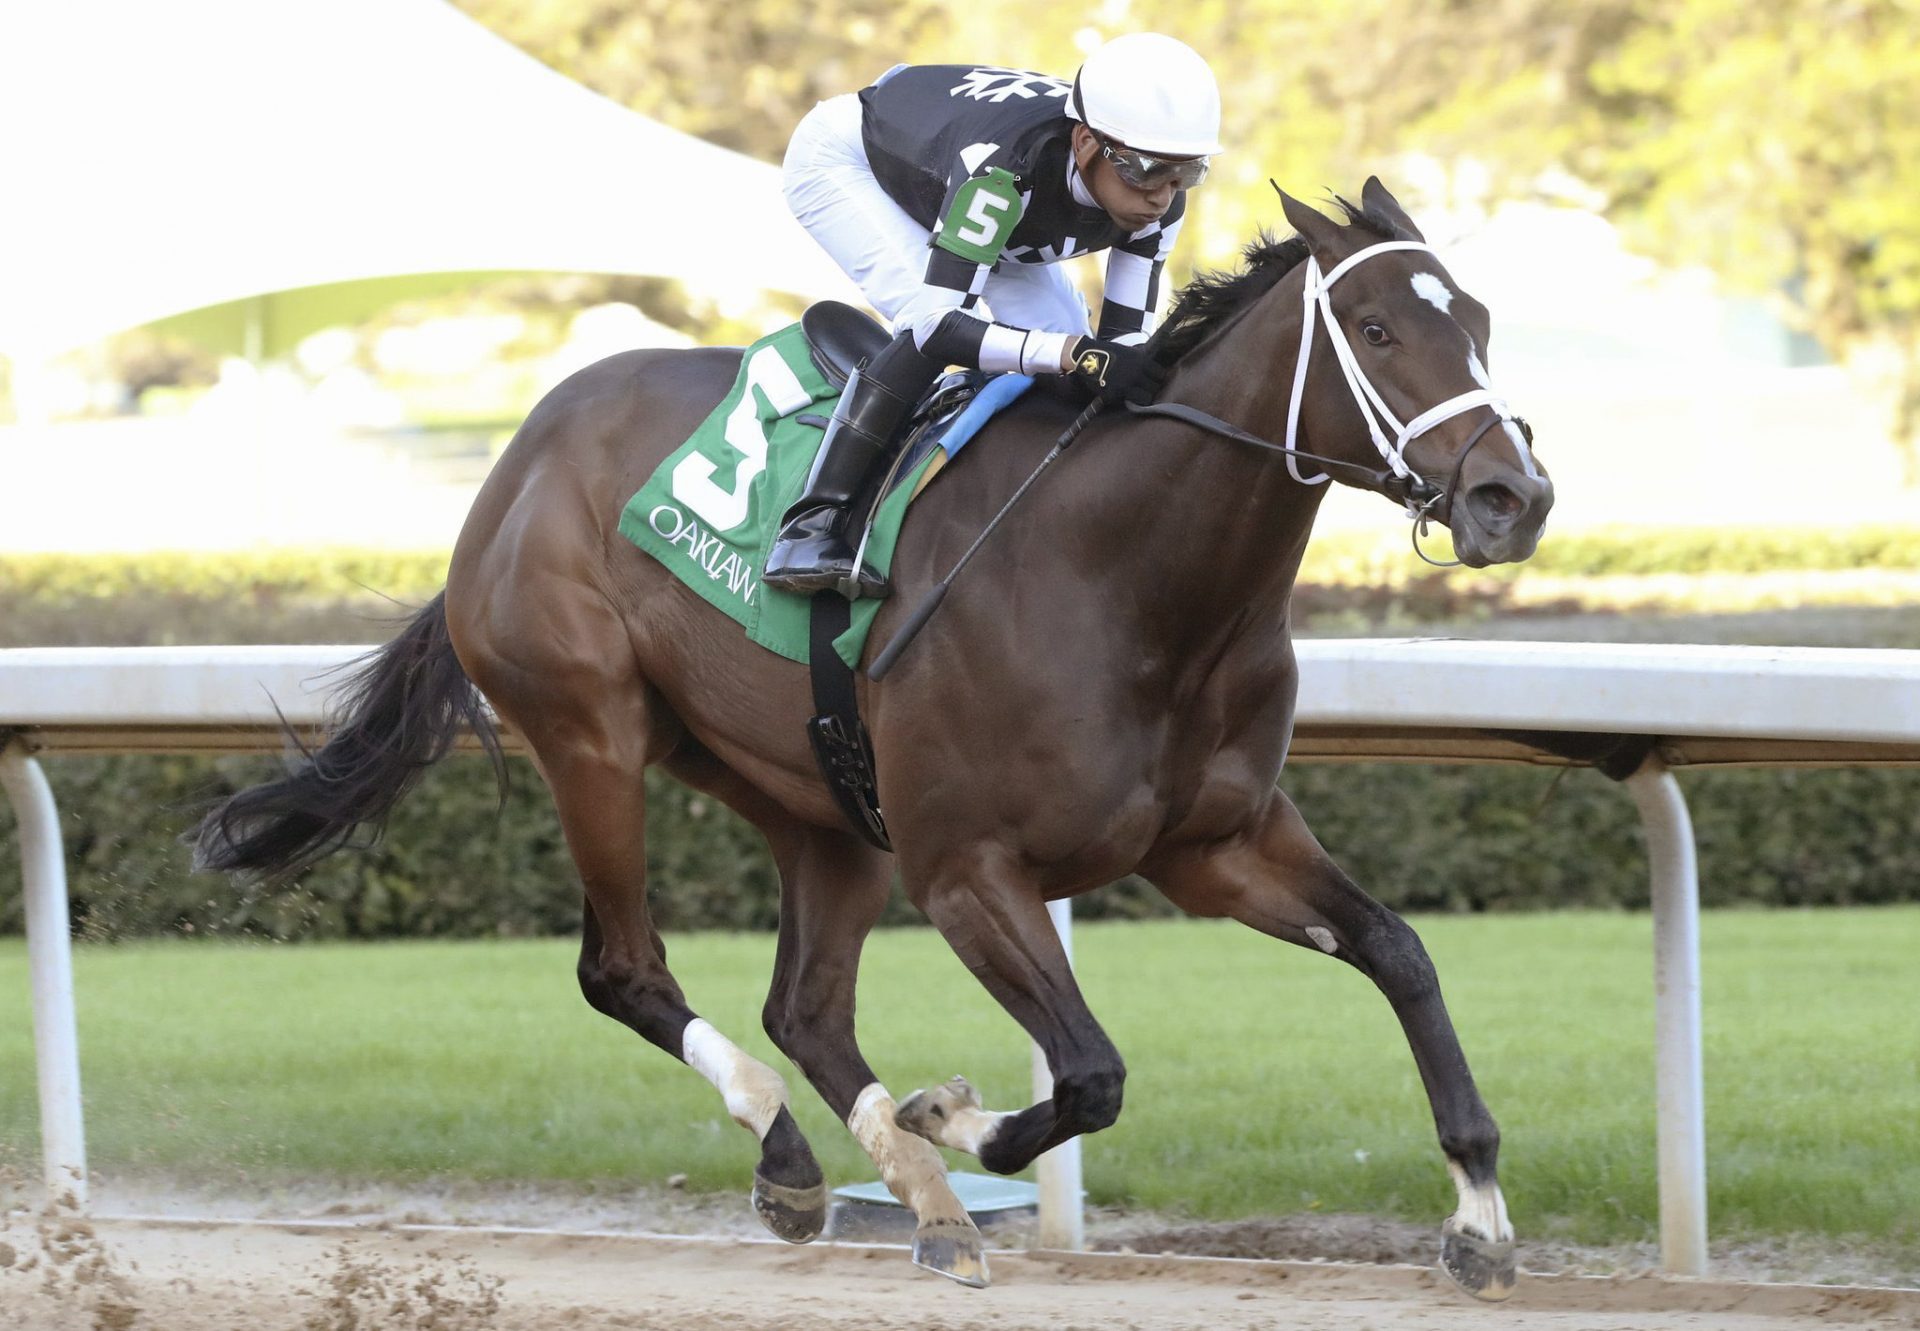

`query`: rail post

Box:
[1,739,88,1205]
[1626,752,1707,1275]
[1031,897,1085,1249]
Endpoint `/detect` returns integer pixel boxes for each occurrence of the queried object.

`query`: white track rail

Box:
[7,641,1920,1272]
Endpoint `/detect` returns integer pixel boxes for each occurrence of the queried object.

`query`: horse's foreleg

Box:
[1146,790,1515,1302]
[757,825,988,1287]
[898,849,1126,1178]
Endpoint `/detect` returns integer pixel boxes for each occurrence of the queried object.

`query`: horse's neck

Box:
[1075,273,1326,651]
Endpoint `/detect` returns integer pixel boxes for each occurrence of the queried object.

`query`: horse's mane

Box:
[1151,197,1400,366]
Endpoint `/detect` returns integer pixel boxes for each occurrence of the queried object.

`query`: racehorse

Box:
[196,179,1552,1299]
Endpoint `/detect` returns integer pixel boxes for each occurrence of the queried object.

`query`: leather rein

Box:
[868,238,1536,677]
[1124,399,1524,567]
[1133,236,1536,567]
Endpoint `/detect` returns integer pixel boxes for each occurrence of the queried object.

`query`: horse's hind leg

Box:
[1145,789,1515,1302]
[662,748,988,1286]
[465,613,825,1243]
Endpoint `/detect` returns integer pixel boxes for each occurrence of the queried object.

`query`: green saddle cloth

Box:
[617,323,942,669]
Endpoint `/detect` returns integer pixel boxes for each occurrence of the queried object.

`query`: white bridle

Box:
[1282,240,1520,510]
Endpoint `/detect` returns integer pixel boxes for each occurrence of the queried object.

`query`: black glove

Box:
[1065,337,1165,407]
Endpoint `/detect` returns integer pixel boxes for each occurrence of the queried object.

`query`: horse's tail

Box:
[191,591,504,880]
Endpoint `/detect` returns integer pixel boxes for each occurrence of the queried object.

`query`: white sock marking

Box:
[681,1018,787,1140]
[939,1103,1016,1155]
[848,1082,972,1223]
[1447,1160,1513,1242]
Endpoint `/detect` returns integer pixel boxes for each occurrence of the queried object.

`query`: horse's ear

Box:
[1360,176,1426,243]
[1277,188,1343,253]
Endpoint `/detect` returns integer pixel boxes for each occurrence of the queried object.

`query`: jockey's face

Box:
[1071,124,1180,234]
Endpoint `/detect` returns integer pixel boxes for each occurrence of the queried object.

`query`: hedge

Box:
[5,752,1919,942]
[5,525,1919,609]
[0,549,451,605]
[5,548,1919,939]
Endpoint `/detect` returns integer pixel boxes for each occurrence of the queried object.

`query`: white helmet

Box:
[1068,33,1224,158]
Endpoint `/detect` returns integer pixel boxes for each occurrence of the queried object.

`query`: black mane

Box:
[1150,197,1400,366]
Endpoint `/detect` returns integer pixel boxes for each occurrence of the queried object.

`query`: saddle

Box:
[800,301,989,501]
[620,303,1031,855]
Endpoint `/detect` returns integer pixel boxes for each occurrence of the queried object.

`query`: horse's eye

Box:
[1362,323,1391,346]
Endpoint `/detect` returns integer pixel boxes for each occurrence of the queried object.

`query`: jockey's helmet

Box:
[1067,33,1224,160]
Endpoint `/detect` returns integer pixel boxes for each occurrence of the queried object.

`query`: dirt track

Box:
[6,1215,1919,1331]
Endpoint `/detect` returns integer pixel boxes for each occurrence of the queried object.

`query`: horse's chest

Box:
[1153,663,1299,844]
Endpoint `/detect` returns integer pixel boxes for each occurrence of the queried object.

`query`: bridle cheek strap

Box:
[1282,241,1522,513]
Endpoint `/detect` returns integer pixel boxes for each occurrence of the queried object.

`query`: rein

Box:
[868,237,1534,677]
[1134,234,1533,567]
[1124,399,1515,568]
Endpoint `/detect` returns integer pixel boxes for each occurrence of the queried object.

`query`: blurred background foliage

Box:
[7,5,1920,940]
[454,0,1920,440]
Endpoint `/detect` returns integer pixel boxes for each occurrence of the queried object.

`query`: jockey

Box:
[765,33,1223,598]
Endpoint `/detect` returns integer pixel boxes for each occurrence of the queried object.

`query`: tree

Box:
[453,0,950,159]
[1400,0,1920,461]
[456,0,1920,461]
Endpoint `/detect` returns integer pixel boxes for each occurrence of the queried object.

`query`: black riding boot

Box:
[764,334,941,599]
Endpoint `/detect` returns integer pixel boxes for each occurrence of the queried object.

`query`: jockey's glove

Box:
[1064,336,1165,408]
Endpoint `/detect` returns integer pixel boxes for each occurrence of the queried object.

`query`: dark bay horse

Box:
[196,178,1552,1299]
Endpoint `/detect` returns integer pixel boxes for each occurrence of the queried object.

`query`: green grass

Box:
[2,911,1916,1247]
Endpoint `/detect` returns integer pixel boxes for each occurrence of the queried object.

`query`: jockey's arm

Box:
[897,177,1187,375]
[1093,198,1184,349]
[897,244,1082,375]
[893,166,1077,376]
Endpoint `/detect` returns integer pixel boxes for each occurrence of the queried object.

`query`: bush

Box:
[7,751,1920,942]
[0,753,799,941]
[7,547,1920,939]
[0,549,450,605]
[5,527,1918,613]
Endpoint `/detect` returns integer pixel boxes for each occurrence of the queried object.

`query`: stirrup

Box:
[763,520,891,600]
[836,565,891,601]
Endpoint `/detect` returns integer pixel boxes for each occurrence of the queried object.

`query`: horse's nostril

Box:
[1470,484,1523,523]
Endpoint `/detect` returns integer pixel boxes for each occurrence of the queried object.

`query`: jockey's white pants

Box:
[781,94,1091,342]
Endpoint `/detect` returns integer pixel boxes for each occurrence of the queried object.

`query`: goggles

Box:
[1092,132,1210,191]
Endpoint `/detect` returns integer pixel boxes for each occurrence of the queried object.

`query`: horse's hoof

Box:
[894,1075,981,1144]
[1440,1217,1516,1301]
[752,1172,828,1244]
[911,1218,990,1288]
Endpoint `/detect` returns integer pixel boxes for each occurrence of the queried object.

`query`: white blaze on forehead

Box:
[1411,271,1455,314]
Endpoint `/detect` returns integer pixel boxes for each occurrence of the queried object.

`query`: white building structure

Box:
[0,0,856,550]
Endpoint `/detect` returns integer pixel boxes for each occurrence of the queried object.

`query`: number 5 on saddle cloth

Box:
[618,302,1034,849]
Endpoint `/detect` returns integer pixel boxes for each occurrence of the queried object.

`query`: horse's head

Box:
[1275,178,1552,567]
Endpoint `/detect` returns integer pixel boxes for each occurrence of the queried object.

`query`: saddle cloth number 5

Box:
[671,344,814,533]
